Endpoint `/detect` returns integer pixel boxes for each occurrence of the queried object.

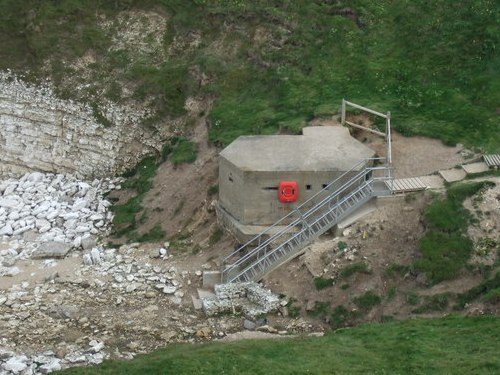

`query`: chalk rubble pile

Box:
[0,171,121,275]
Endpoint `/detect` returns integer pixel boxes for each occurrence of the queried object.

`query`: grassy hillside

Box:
[57,315,500,374]
[0,0,499,150]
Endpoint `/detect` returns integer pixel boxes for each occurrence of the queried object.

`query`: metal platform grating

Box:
[386,177,427,193]
[483,154,500,168]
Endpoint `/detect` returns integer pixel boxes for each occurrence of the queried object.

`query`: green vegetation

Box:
[208,227,223,245]
[285,298,301,318]
[413,293,451,314]
[111,156,159,240]
[307,301,331,318]
[385,263,410,277]
[207,184,219,196]
[455,272,500,309]
[406,291,421,306]
[330,305,351,329]
[58,316,500,374]
[170,137,198,165]
[337,241,348,251]
[128,223,166,243]
[386,287,397,300]
[339,261,370,278]
[110,135,199,241]
[313,276,333,290]
[1,1,499,151]
[353,290,381,312]
[414,181,495,284]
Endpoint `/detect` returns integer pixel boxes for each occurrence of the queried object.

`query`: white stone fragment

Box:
[2,355,28,374]
[90,248,101,265]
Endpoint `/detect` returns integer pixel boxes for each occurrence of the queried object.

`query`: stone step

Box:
[462,161,489,174]
[438,168,466,183]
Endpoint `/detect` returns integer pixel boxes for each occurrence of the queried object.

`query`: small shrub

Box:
[385,263,410,277]
[337,241,348,251]
[161,143,173,162]
[209,227,223,245]
[286,299,301,318]
[314,277,334,290]
[170,138,197,165]
[330,305,350,329]
[353,291,381,312]
[308,301,331,317]
[129,223,166,243]
[406,291,421,306]
[339,261,369,278]
[386,287,397,300]
[208,184,219,195]
[413,293,451,313]
[191,244,202,255]
[455,272,500,309]
[482,288,500,303]
[340,283,349,290]
[414,232,473,285]
[121,156,158,194]
[91,102,113,127]
[381,315,395,323]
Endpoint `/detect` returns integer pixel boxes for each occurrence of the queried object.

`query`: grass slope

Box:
[57,316,500,375]
[1,0,499,150]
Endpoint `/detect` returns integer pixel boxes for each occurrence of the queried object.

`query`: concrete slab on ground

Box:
[336,201,376,231]
[191,295,203,310]
[438,168,466,183]
[419,175,445,190]
[197,288,216,299]
[202,271,221,289]
[462,162,489,174]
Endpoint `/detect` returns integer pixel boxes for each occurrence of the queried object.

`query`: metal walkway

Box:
[484,154,500,168]
[221,158,393,283]
[386,177,427,194]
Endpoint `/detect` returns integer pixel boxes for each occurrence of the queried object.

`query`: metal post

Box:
[341,99,346,126]
[386,111,392,166]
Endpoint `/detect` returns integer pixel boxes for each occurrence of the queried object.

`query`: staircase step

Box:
[224,168,387,282]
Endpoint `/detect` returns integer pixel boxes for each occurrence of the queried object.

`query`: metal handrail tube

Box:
[223,168,368,274]
[221,158,380,265]
[223,163,390,277]
[222,159,391,281]
[226,180,374,282]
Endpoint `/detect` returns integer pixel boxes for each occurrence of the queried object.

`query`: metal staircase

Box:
[221,158,393,283]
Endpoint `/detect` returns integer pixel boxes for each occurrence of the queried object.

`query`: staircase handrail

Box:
[222,157,385,266]
[222,158,388,274]
[225,180,374,282]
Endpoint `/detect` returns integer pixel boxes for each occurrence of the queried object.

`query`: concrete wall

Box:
[0,72,161,178]
[239,170,362,225]
[219,153,368,226]
[218,157,246,221]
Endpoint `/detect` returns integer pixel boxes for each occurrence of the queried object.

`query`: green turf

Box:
[1,0,499,151]
[56,315,500,374]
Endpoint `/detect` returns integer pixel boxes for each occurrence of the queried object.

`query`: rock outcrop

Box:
[0,72,160,178]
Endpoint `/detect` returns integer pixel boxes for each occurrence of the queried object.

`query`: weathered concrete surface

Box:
[438,168,467,183]
[219,126,375,226]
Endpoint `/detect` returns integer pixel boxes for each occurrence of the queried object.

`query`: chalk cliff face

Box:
[0,72,160,178]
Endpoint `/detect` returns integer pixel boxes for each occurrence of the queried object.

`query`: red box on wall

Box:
[278,181,298,203]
